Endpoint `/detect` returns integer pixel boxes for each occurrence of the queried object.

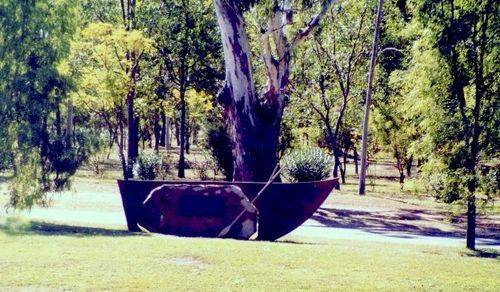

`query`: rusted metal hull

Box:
[117,178,338,241]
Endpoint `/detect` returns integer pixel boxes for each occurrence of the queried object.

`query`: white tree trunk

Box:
[213,0,338,181]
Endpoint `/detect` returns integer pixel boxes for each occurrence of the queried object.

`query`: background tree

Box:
[147,0,222,177]
[406,0,498,249]
[291,0,372,183]
[69,23,155,178]
[372,0,416,189]
[0,0,96,209]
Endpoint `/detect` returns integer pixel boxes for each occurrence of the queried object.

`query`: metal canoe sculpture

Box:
[117,178,338,241]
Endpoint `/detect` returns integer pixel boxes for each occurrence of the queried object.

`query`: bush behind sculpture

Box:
[134,151,170,180]
[282,148,331,182]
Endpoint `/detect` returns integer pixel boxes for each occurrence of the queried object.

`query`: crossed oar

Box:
[218,164,282,238]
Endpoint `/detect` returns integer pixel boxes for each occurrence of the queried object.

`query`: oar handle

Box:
[218,166,281,238]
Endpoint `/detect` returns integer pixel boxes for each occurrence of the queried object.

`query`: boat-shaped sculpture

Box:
[117,178,338,241]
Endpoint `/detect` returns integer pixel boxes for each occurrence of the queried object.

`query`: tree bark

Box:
[174,120,180,146]
[359,0,384,195]
[178,88,186,178]
[165,115,171,149]
[354,148,359,175]
[405,156,412,177]
[185,120,191,155]
[214,0,275,181]
[340,149,347,183]
[161,113,171,149]
[126,67,139,179]
[153,114,161,152]
[214,0,336,181]
[395,151,405,190]
[122,0,139,180]
[466,194,476,250]
[117,121,128,179]
[66,98,73,145]
[177,0,191,178]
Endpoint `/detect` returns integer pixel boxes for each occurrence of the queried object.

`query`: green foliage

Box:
[7,152,47,210]
[134,151,161,180]
[133,150,170,180]
[85,132,112,176]
[282,148,331,182]
[285,0,372,178]
[404,0,499,206]
[0,0,100,209]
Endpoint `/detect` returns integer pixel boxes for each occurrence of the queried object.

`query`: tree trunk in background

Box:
[117,122,128,179]
[466,194,476,249]
[121,0,140,180]
[55,106,62,136]
[153,114,161,152]
[192,126,199,145]
[178,88,186,178]
[160,112,166,147]
[126,71,139,179]
[161,113,171,149]
[359,0,384,195]
[165,116,171,149]
[341,149,347,183]
[395,153,405,190]
[66,98,73,145]
[174,120,180,146]
[177,0,193,177]
[354,148,359,175]
[405,157,412,177]
[185,118,191,154]
[332,144,341,180]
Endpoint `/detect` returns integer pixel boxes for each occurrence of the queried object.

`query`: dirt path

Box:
[1,177,498,249]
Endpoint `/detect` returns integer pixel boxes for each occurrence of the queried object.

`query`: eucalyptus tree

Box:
[213,0,339,181]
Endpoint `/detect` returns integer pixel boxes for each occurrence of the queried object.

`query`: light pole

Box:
[358,0,384,195]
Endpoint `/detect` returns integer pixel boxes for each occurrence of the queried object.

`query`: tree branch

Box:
[290,0,338,49]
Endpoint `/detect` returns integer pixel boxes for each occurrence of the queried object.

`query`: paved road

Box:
[295,220,499,249]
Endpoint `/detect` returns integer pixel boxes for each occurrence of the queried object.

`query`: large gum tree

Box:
[213,0,337,181]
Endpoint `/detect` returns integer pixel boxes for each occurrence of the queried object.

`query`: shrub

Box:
[282,148,331,182]
[156,156,171,180]
[133,151,170,180]
[87,132,111,177]
[194,160,211,180]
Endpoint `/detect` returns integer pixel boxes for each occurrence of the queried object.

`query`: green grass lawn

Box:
[1,219,498,291]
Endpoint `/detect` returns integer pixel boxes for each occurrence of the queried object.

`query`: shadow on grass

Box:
[463,249,499,259]
[1,219,319,244]
[311,207,500,246]
[1,218,143,238]
[274,239,325,246]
